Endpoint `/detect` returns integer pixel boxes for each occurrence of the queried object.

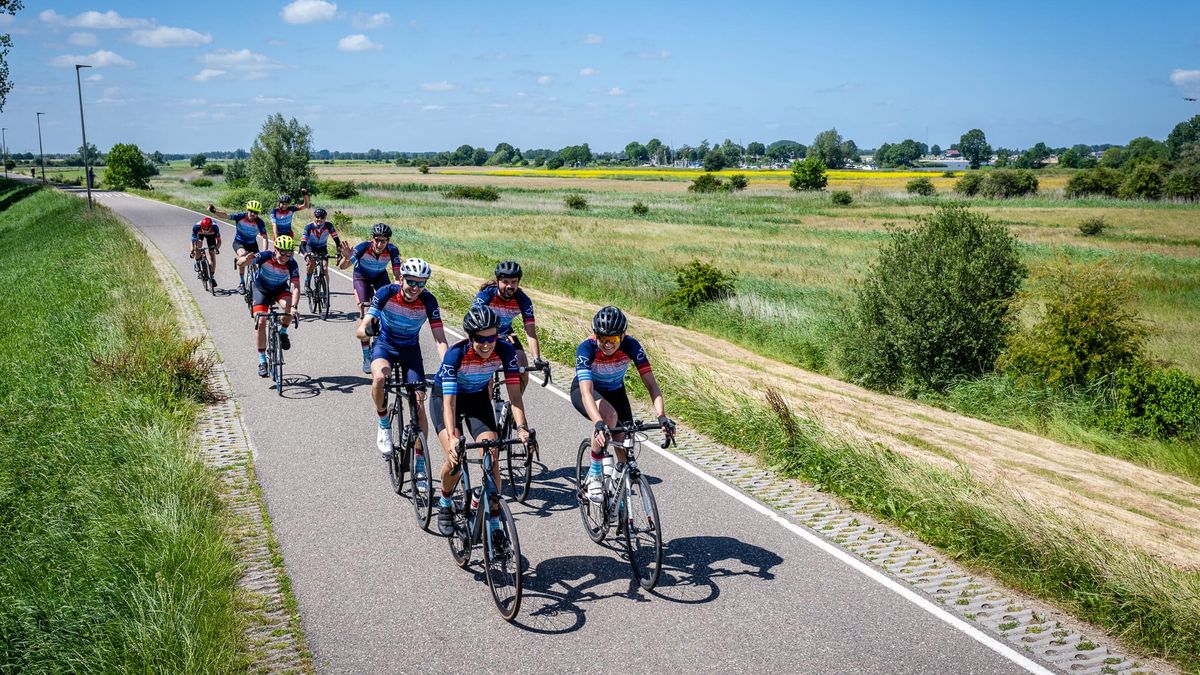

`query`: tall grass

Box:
[0,181,242,672]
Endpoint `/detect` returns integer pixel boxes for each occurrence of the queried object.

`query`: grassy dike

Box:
[0,182,243,671]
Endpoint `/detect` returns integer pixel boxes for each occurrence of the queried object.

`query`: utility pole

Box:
[35,113,45,182]
[1,127,7,179]
[75,64,93,208]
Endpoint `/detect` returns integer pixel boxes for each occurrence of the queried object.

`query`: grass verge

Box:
[0,180,243,671]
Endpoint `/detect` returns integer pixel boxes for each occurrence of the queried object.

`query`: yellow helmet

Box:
[245,199,262,213]
[275,235,297,252]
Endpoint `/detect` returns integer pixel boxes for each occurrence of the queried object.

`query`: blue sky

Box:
[5,1,1200,153]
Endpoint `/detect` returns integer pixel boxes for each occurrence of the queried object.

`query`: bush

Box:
[313,179,359,199]
[999,258,1149,387]
[564,194,588,210]
[418,162,430,174]
[664,259,736,311]
[842,205,1026,392]
[224,159,249,188]
[631,200,649,215]
[789,157,828,191]
[703,150,727,172]
[1164,165,1200,200]
[103,143,156,190]
[942,170,956,178]
[190,178,214,187]
[688,173,724,193]
[1118,162,1165,200]
[330,210,353,230]
[831,190,853,205]
[954,171,986,196]
[979,169,1038,198]
[1065,167,1123,198]
[201,164,224,176]
[727,174,749,191]
[545,157,565,170]
[906,177,936,196]
[443,185,500,201]
[1104,365,1200,439]
[218,187,274,210]
[1078,216,1106,236]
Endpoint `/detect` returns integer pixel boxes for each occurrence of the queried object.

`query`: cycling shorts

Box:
[301,242,329,257]
[252,285,291,316]
[193,233,218,249]
[370,341,426,385]
[570,377,633,425]
[504,333,524,352]
[428,387,497,437]
[354,274,390,305]
[235,238,260,254]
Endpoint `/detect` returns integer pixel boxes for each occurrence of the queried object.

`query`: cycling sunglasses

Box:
[597,334,623,347]
[404,279,426,288]
[471,333,499,344]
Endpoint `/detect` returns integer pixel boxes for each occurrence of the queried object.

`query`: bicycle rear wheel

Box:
[448,477,472,568]
[408,429,434,529]
[575,440,609,543]
[386,396,405,494]
[483,497,522,621]
[623,473,663,590]
[499,404,530,503]
[317,274,330,320]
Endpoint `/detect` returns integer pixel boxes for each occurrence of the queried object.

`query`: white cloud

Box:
[86,74,103,81]
[50,50,135,68]
[634,49,670,60]
[606,87,626,96]
[337,34,382,52]
[41,9,151,29]
[420,81,456,92]
[579,67,597,77]
[97,87,127,103]
[69,32,98,47]
[421,104,444,111]
[281,0,337,24]
[184,98,207,105]
[191,68,226,82]
[1170,68,1200,97]
[581,34,603,44]
[212,102,247,108]
[489,103,509,108]
[352,11,391,29]
[198,49,284,79]
[536,75,553,86]
[129,26,212,48]
[256,95,295,104]
[0,14,14,27]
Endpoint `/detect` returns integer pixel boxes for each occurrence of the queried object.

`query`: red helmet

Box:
[200,216,213,227]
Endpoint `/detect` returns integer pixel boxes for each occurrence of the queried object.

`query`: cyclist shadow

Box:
[649,535,783,605]
[282,373,370,398]
[511,554,649,635]
[513,466,582,518]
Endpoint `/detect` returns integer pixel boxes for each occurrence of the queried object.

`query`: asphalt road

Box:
[93,189,1046,674]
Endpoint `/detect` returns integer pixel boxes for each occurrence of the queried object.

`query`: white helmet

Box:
[400,257,432,279]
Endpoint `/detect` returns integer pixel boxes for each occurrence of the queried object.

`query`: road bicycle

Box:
[305,252,336,320]
[383,374,435,530]
[193,246,217,295]
[575,419,673,590]
[258,307,295,397]
[241,262,258,316]
[490,358,552,502]
[446,433,532,621]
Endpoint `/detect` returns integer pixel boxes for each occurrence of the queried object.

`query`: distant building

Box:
[945,149,961,158]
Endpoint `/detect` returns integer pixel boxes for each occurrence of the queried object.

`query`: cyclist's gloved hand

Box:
[364,318,380,337]
[658,415,675,430]
[594,420,609,436]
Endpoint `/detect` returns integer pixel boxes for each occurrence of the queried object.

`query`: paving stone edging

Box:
[128,224,312,674]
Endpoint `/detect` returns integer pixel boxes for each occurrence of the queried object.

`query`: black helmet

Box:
[371,223,392,238]
[462,306,500,335]
[592,305,627,336]
[278,194,292,204]
[313,207,327,218]
[495,260,522,279]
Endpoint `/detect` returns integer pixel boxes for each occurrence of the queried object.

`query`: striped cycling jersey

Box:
[230,212,267,244]
[350,241,402,280]
[271,205,301,236]
[575,336,652,392]
[252,251,300,291]
[367,285,443,347]
[435,339,519,396]
[192,220,221,241]
[303,221,338,247]
[472,285,535,337]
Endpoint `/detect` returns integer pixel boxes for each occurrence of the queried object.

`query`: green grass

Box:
[0,181,243,671]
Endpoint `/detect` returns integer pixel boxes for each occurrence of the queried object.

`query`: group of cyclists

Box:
[192,195,676,542]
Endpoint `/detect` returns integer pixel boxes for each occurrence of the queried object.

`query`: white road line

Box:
[145,196,1049,674]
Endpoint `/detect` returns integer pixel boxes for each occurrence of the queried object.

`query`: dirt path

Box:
[434,265,1200,570]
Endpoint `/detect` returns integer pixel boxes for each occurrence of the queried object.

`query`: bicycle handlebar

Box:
[492,359,552,387]
[605,419,675,448]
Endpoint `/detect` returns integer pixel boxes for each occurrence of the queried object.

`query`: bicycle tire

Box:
[306,277,318,314]
[207,259,217,296]
[386,395,405,494]
[272,321,284,397]
[448,477,472,568]
[408,428,433,530]
[575,440,609,543]
[243,266,255,316]
[623,473,663,590]
[318,274,330,320]
[483,496,522,621]
[500,404,530,502]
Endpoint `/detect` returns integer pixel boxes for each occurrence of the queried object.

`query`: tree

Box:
[877,139,923,167]
[1122,137,1167,166]
[470,147,489,165]
[150,150,166,165]
[645,138,663,162]
[811,128,845,169]
[789,156,827,191]
[703,149,727,172]
[1118,162,1166,200]
[1100,147,1124,168]
[104,143,155,190]
[747,141,766,161]
[1058,144,1097,169]
[1013,142,1051,169]
[766,140,805,162]
[0,1,21,113]
[190,153,207,168]
[840,139,860,163]
[225,158,249,187]
[486,142,516,165]
[958,129,991,169]
[248,113,315,194]
[624,141,648,164]
[930,144,942,156]
[720,139,744,166]
[1166,115,1200,160]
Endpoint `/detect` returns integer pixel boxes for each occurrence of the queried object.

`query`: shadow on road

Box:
[284,373,372,398]
[651,535,782,604]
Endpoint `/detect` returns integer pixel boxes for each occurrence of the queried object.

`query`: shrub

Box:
[103,143,155,190]
[201,164,225,176]
[703,150,727,172]
[831,190,853,205]
[313,179,359,199]
[564,194,588,210]
[688,173,724,193]
[1104,365,1200,439]
[664,259,736,311]
[218,187,274,210]
[1164,165,1200,200]
[954,171,986,196]
[190,178,214,187]
[444,185,500,201]
[942,170,956,178]
[842,205,1026,392]
[789,156,828,191]
[545,157,565,170]
[418,162,430,174]
[1118,162,1165,200]
[979,169,1038,198]
[1078,216,1106,236]
[225,159,249,188]
[727,174,749,191]
[631,200,649,215]
[330,210,353,230]
[906,177,936,196]
[999,258,1149,387]
[1065,167,1123,198]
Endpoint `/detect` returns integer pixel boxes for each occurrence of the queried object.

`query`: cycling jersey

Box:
[575,336,652,392]
[271,205,301,236]
[302,221,339,247]
[192,220,221,242]
[434,339,519,396]
[473,285,535,337]
[367,285,443,347]
[350,241,402,280]
[252,251,300,291]
[230,212,268,245]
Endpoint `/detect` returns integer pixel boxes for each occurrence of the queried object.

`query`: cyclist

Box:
[356,258,449,474]
[473,260,543,392]
[339,223,403,373]
[572,305,673,502]
[251,235,302,378]
[269,189,311,240]
[300,207,349,292]
[432,306,532,537]
[207,199,270,295]
[190,216,222,286]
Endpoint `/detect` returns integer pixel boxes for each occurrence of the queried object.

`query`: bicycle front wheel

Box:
[306,279,318,314]
[408,429,434,529]
[271,324,284,396]
[387,399,405,494]
[575,440,609,543]
[317,275,330,320]
[448,476,472,569]
[623,473,663,590]
[483,497,522,621]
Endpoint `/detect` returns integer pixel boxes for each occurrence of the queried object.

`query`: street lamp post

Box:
[75,64,93,208]
[36,113,46,182]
